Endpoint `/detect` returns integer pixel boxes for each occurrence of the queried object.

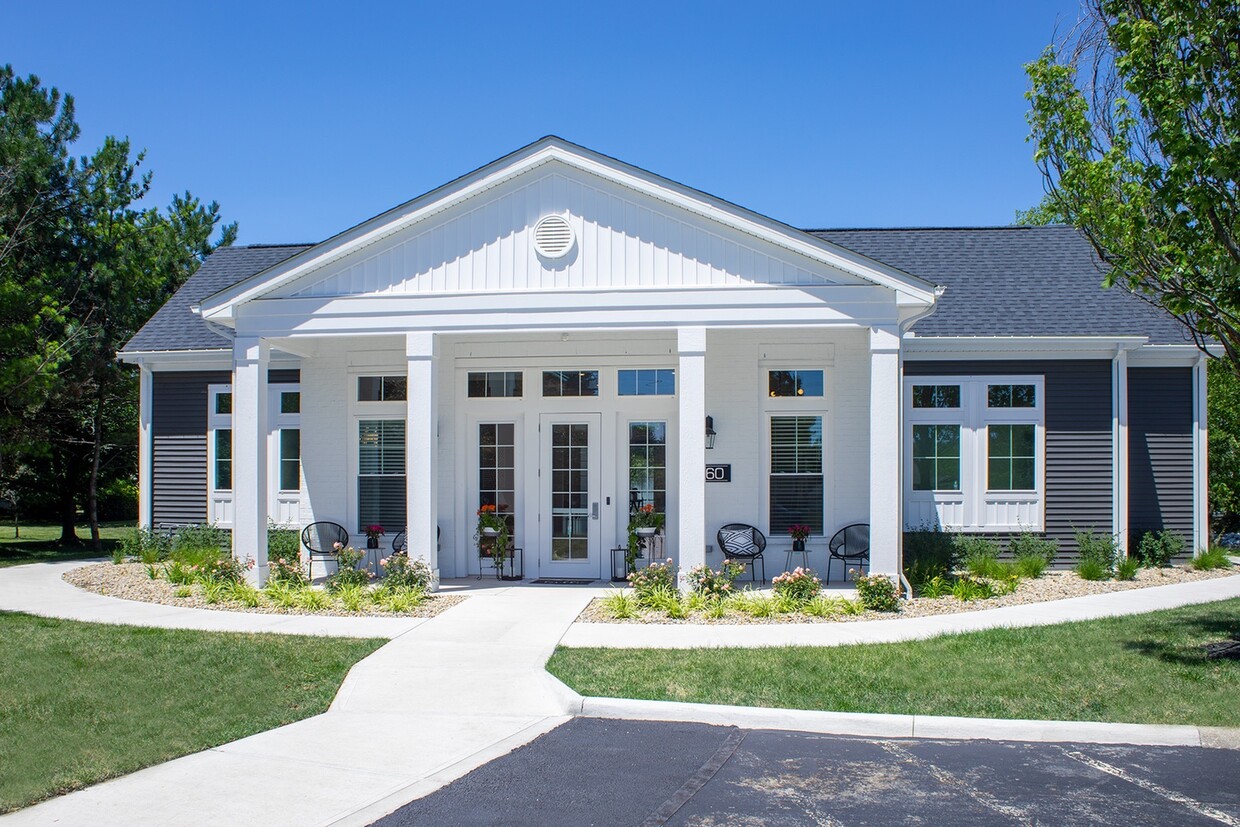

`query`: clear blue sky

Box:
[4,1,1080,244]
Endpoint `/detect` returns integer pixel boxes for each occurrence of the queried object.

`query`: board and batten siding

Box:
[904,360,1113,561]
[150,368,300,527]
[1127,367,1194,552]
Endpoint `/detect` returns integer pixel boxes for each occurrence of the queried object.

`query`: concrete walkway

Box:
[2,563,1239,825]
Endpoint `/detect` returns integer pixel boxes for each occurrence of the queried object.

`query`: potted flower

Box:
[626,504,665,574]
[475,504,511,576]
[364,524,385,550]
[788,524,811,552]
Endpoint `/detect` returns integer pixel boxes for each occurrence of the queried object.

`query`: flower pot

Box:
[635,527,658,538]
[481,527,500,537]
[792,539,806,552]
[367,537,379,549]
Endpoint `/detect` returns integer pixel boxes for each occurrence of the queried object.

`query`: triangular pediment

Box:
[200,137,936,320]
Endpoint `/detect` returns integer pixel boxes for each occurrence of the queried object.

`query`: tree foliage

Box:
[1025,0,1240,368]
[0,65,236,545]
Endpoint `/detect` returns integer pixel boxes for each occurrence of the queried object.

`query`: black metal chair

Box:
[717,523,767,583]
[827,523,870,584]
[391,529,407,555]
[301,521,349,581]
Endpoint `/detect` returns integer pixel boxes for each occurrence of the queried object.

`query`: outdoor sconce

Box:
[705,416,717,449]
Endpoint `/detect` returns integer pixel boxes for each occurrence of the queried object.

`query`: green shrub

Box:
[200,577,227,604]
[1075,530,1119,579]
[173,585,193,598]
[956,535,1004,578]
[684,561,745,598]
[855,573,900,612]
[601,589,639,619]
[771,567,822,604]
[376,586,425,613]
[267,524,306,584]
[264,580,299,609]
[119,528,171,564]
[903,526,958,584]
[335,584,368,612]
[1009,532,1057,569]
[950,576,996,601]
[643,586,688,618]
[802,595,845,617]
[1014,554,1048,578]
[1115,557,1141,581]
[917,575,952,598]
[1075,558,1110,581]
[293,586,331,611]
[1191,547,1234,571]
[627,560,677,601]
[380,552,432,590]
[325,547,372,593]
[1135,530,1185,568]
[144,564,159,580]
[226,580,263,607]
[163,560,195,585]
[171,524,229,556]
[732,592,777,618]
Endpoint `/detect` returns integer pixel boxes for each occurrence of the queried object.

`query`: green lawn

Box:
[548,598,1240,728]
[0,611,384,813]
[0,522,130,568]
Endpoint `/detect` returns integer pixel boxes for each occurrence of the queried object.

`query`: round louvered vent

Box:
[533,215,574,258]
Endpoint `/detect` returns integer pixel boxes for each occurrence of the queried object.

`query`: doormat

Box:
[531,578,598,585]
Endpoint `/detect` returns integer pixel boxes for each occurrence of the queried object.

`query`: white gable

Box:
[275,162,858,299]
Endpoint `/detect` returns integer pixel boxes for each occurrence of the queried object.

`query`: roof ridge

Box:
[805,224,1075,232]
[219,242,316,250]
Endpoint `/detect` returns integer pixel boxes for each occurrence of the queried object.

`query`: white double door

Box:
[538,413,602,579]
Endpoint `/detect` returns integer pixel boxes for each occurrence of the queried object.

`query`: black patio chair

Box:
[827,523,870,584]
[301,521,349,581]
[391,529,407,555]
[717,523,767,583]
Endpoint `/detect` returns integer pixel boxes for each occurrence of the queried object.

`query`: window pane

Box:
[987,424,1036,491]
[358,420,406,533]
[1012,459,1036,490]
[911,424,960,491]
[543,370,599,397]
[280,392,300,414]
[988,384,1036,408]
[214,429,232,491]
[382,376,407,401]
[358,376,382,401]
[769,476,824,535]
[479,422,517,540]
[770,416,823,532]
[936,458,960,491]
[768,370,823,397]
[280,429,300,490]
[215,392,232,415]
[988,458,1011,490]
[912,385,960,408]
[618,369,675,396]
[468,371,523,398]
[629,420,667,515]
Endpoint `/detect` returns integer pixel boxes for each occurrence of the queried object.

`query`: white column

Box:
[868,326,902,577]
[407,331,440,589]
[1193,354,1209,554]
[677,327,707,591]
[232,336,270,585]
[137,363,153,530]
[1112,349,1129,553]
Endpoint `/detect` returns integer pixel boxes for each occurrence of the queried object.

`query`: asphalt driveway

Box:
[371,718,1240,826]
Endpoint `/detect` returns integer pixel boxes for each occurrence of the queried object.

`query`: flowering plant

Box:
[627,558,676,598]
[626,504,665,572]
[475,504,511,568]
[364,524,385,542]
[772,567,821,603]
[686,560,745,598]
[380,550,431,590]
[787,524,812,542]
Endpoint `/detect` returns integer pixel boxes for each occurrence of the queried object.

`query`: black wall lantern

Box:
[705,416,717,450]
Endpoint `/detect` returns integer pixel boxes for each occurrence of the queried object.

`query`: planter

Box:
[367,537,380,549]
[792,539,806,552]
[635,527,658,538]
[481,527,500,537]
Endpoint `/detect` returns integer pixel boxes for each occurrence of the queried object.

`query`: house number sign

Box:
[705,464,731,482]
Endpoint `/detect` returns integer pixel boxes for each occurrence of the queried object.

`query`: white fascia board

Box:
[233,285,899,338]
[118,348,301,371]
[1127,343,1217,366]
[903,335,1148,361]
[198,138,938,322]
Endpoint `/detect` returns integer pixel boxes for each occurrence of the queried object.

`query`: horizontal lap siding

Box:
[905,360,1113,562]
[152,371,229,526]
[1128,367,1193,553]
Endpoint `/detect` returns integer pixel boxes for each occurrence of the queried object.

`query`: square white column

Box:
[137,363,153,530]
[868,326,902,577]
[406,331,440,589]
[1193,354,1209,554]
[1112,348,1129,552]
[677,327,707,590]
[232,336,270,585]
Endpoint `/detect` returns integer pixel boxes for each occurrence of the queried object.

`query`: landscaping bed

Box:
[65,562,464,618]
[579,565,1238,625]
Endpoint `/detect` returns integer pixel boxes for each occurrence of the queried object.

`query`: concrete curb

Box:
[576,696,1238,748]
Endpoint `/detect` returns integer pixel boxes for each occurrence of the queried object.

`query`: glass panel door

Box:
[540,413,601,579]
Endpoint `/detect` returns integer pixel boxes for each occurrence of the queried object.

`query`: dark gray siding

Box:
[1128,367,1194,553]
[152,371,229,526]
[904,360,1113,562]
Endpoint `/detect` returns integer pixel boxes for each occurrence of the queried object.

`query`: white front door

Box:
[539,413,602,579]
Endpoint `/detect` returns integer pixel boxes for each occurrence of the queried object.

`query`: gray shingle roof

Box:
[122,244,311,352]
[122,225,1195,352]
[811,225,1193,344]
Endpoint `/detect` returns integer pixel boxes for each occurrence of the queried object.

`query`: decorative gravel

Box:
[578,566,1240,625]
[64,563,465,618]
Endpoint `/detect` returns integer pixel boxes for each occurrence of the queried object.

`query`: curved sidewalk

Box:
[560,573,1240,649]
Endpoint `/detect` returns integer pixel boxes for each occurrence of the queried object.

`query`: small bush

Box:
[956,535,1004,578]
[950,576,996,601]
[171,524,229,558]
[200,577,227,604]
[1115,557,1141,581]
[903,526,958,584]
[1191,547,1234,571]
[325,547,372,593]
[1135,530,1185,568]
[380,552,432,590]
[771,567,822,604]
[917,575,952,598]
[1075,558,1110,581]
[855,573,900,612]
[1014,555,1048,578]
[628,559,677,600]
[163,560,195,585]
[226,580,263,607]
[1009,532,1057,568]
[1075,530,1119,579]
[685,560,745,598]
[263,580,300,609]
[293,586,331,611]
[335,584,368,612]
[144,564,159,580]
[732,592,777,618]
[643,586,688,618]
[601,590,639,619]
[119,528,171,564]
[268,525,306,585]
[173,585,193,598]
[376,586,425,613]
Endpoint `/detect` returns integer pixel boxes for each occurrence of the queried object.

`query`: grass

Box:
[548,598,1240,728]
[0,522,130,568]
[0,610,383,813]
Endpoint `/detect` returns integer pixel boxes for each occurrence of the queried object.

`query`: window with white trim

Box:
[208,386,233,493]
[904,376,1044,531]
[358,420,406,533]
[769,415,824,535]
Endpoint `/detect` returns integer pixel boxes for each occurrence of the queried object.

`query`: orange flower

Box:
[477,504,497,515]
